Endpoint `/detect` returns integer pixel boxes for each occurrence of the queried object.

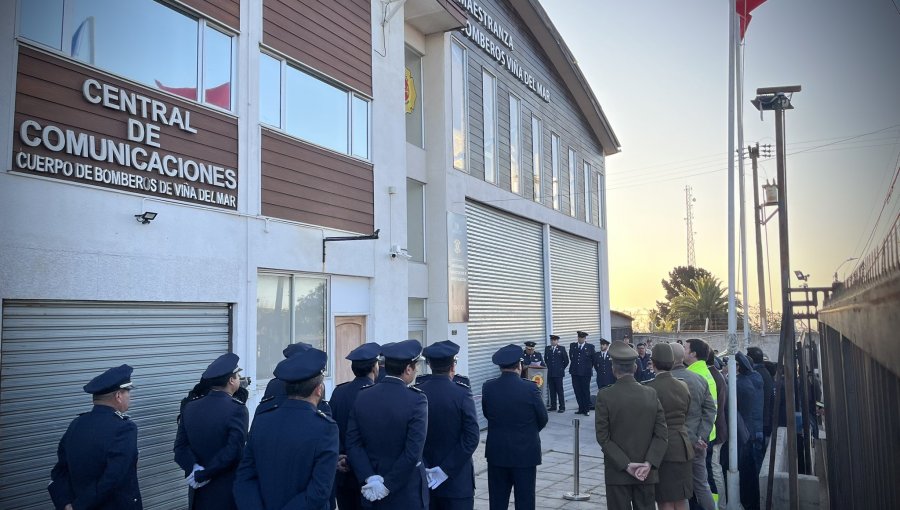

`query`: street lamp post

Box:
[753,85,801,510]
[833,257,858,282]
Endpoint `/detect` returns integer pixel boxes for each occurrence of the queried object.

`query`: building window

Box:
[551,134,560,210]
[451,39,468,171]
[406,178,426,263]
[509,94,521,194]
[531,115,542,202]
[261,52,370,160]
[19,0,235,111]
[405,47,424,148]
[583,162,592,222]
[568,148,577,216]
[257,273,327,381]
[482,69,497,184]
[408,298,427,372]
[598,172,607,228]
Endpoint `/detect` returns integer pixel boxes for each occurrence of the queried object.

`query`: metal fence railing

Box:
[841,212,900,293]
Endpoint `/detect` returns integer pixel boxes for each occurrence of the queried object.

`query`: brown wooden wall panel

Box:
[12,46,239,209]
[261,129,374,233]
[263,0,372,95]
[179,0,240,30]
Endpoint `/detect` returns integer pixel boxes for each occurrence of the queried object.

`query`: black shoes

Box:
[547,407,557,411]
[557,409,565,413]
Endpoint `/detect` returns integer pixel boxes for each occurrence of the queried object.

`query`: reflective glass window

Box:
[285,65,348,154]
[352,95,369,159]
[405,47,424,148]
[568,148,577,216]
[583,162,592,222]
[482,69,497,184]
[531,115,542,202]
[19,0,63,49]
[293,276,326,351]
[551,134,560,210]
[509,95,521,194]
[257,274,292,381]
[259,53,281,127]
[406,179,425,263]
[203,25,232,110]
[451,40,467,171]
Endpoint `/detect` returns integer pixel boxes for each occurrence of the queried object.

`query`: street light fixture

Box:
[833,257,858,282]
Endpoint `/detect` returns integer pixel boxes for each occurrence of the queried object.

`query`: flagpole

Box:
[737,26,751,356]
[726,0,741,508]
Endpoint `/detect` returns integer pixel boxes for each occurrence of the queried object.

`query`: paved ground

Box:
[472,398,610,509]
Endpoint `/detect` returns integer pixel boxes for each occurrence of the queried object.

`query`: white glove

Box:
[186,464,210,489]
[425,466,448,489]
[361,475,389,501]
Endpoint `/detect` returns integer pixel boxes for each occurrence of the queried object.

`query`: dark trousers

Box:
[547,377,565,410]
[605,484,655,510]
[487,465,535,510]
[335,471,362,510]
[430,495,474,510]
[571,375,591,412]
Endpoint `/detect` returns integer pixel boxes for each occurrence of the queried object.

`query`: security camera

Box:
[390,244,412,260]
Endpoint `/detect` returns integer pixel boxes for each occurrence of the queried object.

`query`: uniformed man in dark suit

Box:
[174,353,249,510]
[346,339,429,508]
[49,364,142,510]
[544,334,569,412]
[257,342,332,417]
[234,347,338,509]
[482,344,548,510]
[329,342,381,510]
[520,340,544,378]
[569,330,595,415]
[634,343,654,382]
[593,338,615,389]
[595,341,668,510]
[414,340,479,510]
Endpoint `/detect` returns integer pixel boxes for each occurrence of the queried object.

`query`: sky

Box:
[542,0,900,328]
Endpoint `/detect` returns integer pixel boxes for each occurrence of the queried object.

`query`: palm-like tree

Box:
[670,276,730,328]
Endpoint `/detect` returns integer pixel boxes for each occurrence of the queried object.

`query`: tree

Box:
[655,266,713,319]
[747,305,782,333]
[670,275,740,330]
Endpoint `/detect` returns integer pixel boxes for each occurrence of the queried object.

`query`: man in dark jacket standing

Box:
[544,334,569,412]
[569,331,595,416]
[416,340,479,509]
[746,346,774,445]
[49,364,142,510]
[174,353,249,510]
[735,352,764,510]
[482,344,548,510]
[346,339,429,509]
[329,342,381,510]
[234,348,338,509]
[593,338,615,390]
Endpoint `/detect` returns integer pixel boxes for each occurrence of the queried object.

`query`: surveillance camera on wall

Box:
[390,244,412,260]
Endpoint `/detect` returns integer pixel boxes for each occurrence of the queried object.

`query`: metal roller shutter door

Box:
[466,201,546,426]
[549,228,601,399]
[0,300,231,510]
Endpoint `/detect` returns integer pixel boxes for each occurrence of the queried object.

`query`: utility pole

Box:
[753,85,801,510]
[685,185,696,267]
[749,144,771,335]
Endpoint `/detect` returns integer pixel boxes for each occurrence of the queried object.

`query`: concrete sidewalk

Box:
[472,398,609,509]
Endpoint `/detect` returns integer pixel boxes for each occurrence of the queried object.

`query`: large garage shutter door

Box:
[550,228,601,397]
[0,301,231,510]
[466,201,545,425]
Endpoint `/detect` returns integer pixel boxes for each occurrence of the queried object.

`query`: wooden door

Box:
[334,316,366,384]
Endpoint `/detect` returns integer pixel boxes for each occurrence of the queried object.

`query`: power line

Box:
[852,161,900,273]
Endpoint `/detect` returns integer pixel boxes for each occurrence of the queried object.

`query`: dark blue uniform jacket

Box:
[568,342,595,377]
[346,376,429,509]
[174,390,249,510]
[48,405,142,510]
[416,376,479,499]
[257,378,332,416]
[593,350,616,388]
[481,372,548,467]
[544,345,569,377]
[234,399,339,510]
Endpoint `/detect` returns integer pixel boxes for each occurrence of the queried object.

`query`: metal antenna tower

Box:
[685,185,696,267]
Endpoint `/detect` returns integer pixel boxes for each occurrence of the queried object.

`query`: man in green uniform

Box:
[595,341,668,510]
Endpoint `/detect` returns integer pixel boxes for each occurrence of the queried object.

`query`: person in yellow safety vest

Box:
[686,339,720,509]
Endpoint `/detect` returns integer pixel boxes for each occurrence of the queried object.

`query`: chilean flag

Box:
[736,0,767,39]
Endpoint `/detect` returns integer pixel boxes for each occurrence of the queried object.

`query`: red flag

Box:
[736,0,767,39]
